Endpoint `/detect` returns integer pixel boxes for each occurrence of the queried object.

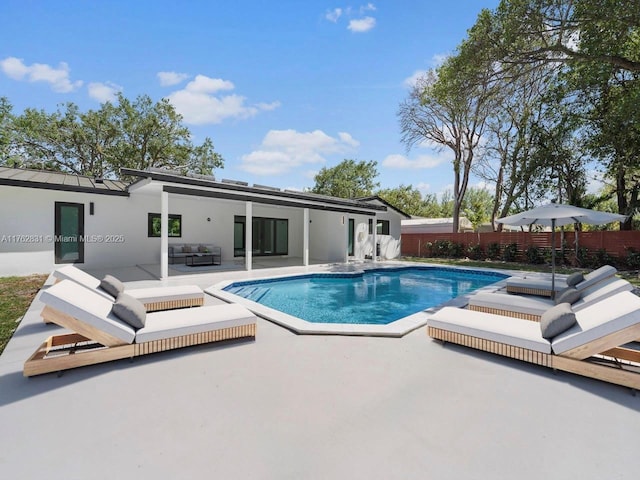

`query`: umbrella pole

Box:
[551,219,556,299]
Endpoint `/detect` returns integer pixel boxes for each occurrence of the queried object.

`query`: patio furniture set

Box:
[168,244,222,266]
[22,264,640,392]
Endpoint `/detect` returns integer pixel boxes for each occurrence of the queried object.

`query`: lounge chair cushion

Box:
[135,303,256,343]
[99,275,125,298]
[40,281,136,344]
[127,285,204,305]
[555,287,581,305]
[551,291,640,354]
[428,307,551,353]
[468,291,553,317]
[53,265,101,289]
[112,293,147,329]
[575,265,617,292]
[566,272,584,287]
[540,303,576,340]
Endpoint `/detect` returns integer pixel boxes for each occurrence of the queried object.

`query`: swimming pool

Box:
[222,267,507,325]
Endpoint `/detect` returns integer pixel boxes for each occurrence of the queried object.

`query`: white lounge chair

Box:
[427,291,640,390]
[505,265,617,297]
[24,280,256,377]
[469,276,634,321]
[53,265,204,312]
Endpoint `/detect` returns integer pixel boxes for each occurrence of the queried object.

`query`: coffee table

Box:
[185,254,219,267]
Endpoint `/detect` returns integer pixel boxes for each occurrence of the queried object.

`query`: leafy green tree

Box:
[3,94,224,178]
[310,159,379,198]
[377,184,429,217]
[461,187,493,230]
[490,0,640,78]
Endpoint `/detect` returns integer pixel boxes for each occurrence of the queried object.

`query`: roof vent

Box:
[221,178,249,186]
[253,183,280,191]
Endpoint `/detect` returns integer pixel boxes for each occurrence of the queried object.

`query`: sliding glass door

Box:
[234,216,288,256]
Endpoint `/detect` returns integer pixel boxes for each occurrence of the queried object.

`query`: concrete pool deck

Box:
[1,261,639,479]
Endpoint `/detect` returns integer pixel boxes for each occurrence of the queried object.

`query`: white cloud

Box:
[87,81,121,103]
[382,153,447,169]
[0,56,82,93]
[431,53,449,67]
[348,16,376,32]
[157,71,189,86]
[403,70,427,88]
[360,3,376,12]
[166,74,278,125]
[325,7,342,22]
[240,129,359,176]
[415,182,431,195]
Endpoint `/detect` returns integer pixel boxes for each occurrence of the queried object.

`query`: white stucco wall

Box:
[0,185,406,276]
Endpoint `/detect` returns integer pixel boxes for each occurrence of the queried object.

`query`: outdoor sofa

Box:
[469,276,633,321]
[168,243,221,264]
[505,265,617,297]
[427,291,640,390]
[24,280,257,377]
[53,265,204,312]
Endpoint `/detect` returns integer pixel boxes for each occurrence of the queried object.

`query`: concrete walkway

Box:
[1,263,639,479]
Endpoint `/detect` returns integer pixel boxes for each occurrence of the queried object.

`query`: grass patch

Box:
[401,256,640,289]
[0,274,48,355]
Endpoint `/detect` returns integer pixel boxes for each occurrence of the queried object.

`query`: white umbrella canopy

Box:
[497,203,627,228]
[497,203,627,297]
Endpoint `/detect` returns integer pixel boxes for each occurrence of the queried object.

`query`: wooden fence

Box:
[401,231,640,261]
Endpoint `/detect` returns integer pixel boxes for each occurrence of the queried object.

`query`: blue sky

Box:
[0,0,499,195]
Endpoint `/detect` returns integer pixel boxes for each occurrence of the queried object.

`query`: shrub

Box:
[576,247,590,267]
[525,245,545,264]
[432,240,451,257]
[592,248,615,268]
[487,242,501,260]
[502,243,519,262]
[466,243,484,260]
[449,242,465,258]
[626,248,640,269]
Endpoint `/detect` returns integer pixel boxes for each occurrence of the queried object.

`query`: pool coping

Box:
[205,263,513,337]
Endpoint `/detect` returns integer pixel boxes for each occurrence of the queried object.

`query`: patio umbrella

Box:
[496,203,627,296]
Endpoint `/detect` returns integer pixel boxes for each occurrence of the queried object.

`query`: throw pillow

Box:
[99,274,125,298]
[540,303,577,340]
[183,245,192,253]
[555,287,581,305]
[566,271,584,287]
[198,245,209,253]
[112,293,146,329]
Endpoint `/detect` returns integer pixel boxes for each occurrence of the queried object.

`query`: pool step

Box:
[230,286,270,302]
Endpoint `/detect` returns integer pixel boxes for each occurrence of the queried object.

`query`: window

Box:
[148,213,182,237]
[368,218,373,234]
[234,216,288,256]
[376,220,390,235]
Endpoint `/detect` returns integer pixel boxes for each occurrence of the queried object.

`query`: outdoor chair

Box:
[469,276,633,321]
[52,265,204,312]
[24,280,256,377]
[505,265,617,297]
[427,291,640,390]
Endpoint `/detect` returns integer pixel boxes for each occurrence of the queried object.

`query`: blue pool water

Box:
[223,267,507,325]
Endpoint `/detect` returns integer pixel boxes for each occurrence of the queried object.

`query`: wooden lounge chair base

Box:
[144,297,204,312]
[24,324,256,377]
[468,304,542,322]
[506,285,554,297]
[427,326,640,390]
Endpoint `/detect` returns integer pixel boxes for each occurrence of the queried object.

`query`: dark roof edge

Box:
[0,178,130,196]
[357,196,412,219]
[122,168,387,212]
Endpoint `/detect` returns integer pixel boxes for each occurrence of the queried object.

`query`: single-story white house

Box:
[0,166,410,277]
[401,217,473,234]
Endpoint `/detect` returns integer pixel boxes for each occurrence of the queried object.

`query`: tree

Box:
[461,187,493,230]
[2,94,224,178]
[399,53,494,232]
[491,0,640,77]
[310,159,379,198]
